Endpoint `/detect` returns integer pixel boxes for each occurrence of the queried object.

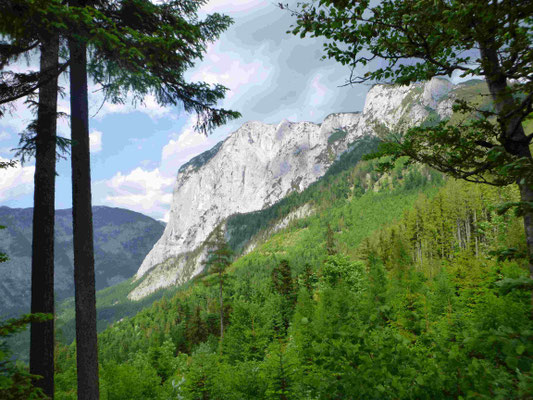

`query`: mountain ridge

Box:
[0,205,164,317]
[129,77,460,300]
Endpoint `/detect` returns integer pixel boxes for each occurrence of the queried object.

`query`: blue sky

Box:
[0,0,372,221]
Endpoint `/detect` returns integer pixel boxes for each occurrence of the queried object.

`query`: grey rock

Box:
[130,78,458,299]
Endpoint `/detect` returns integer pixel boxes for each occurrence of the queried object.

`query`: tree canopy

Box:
[284,0,533,277]
[0,0,240,132]
[283,0,532,180]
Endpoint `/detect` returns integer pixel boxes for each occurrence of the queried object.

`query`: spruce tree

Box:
[68,1,100,397]
[0,4,65,396]
[271,259,297,335]
[29,34,60,399]
[3,2,240,398]
[204,225,232,347]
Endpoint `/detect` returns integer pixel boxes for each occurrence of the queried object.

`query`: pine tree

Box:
[204,225,233,345]
[29,34,60,399]
[325,222,336,256]
[68,1,100,397]
[1,2,241,397]
[266,339,294,400]
[271,259,297,335]
[0,5,65,396]
[186,306,207,347]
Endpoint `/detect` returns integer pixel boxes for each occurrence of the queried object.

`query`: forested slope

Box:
[52,157,532,399]
[0,206,164,318]
[54,135,382,345]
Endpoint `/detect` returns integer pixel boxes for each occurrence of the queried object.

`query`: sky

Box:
[0,0,372,221]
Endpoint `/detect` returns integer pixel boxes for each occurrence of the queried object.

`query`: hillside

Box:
[52,79,498,344]
[0,206,165,318]
[130,78,460,300]
[2,77,531,398]
[52,158,532,399]
[55,134,383,344]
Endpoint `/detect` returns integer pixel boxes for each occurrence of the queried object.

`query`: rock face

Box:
[130,78,458,300]
[0,206,164,317]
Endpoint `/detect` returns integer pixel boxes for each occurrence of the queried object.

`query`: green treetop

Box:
[285,0,533,280]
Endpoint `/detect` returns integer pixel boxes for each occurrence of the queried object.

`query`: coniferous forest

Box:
[4,156,533,398]
[1,0,533,399]
[46,161,530,400]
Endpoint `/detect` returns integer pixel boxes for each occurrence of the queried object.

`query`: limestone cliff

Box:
[129,78,457,300]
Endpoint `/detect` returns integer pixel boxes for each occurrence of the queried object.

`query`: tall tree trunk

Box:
[520,183,533,280]
[69,10,100,399]
[30,33,59,399]
[219,273,224,340]
[480,42,533,282]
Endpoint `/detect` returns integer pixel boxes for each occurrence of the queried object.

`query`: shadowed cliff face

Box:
[130,78,460,300]
[0,206,164,317]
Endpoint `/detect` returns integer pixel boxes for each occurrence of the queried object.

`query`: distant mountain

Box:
[130,77,460,300]
[0,206,165,318]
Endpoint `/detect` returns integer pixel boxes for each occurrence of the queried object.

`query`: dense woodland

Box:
[43,158,531,399]
[1,0,532,399]
[2,127,532,399]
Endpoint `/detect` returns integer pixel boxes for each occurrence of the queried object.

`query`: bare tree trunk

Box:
[456,218,462,250]
[30,33,59,399]
[519,183,533,280]
[474,210,479,257]
[69,11,100,399]
[480,41,533,290]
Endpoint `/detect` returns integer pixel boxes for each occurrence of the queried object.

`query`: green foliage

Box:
[0,314,52,400]
[327,128,347,144]
[271,260,297,336]
[320,254,365,291]
[204,226,233,277]
[1,0,241,132]
[42,152,532,398]
[285,1,531,90]
[361,179,525,274]
[285,0,533,275]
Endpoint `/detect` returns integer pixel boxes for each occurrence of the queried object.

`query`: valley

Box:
[2,79,532,399]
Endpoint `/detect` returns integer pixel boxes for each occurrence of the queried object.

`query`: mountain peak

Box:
[129,79,457,300]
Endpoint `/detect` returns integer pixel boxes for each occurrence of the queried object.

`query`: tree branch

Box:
[0,60,70,106]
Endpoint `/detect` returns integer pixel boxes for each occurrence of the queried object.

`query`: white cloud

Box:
[90,92,172,121]
[0,132,10,141]
[89,130,103,153]
[0,158,34,202]
[97,118,227,219]
[101,167,174,220]
[200,0,267,14]
[160,119,222,176]
[162,125,207,158]
[189,44,271,106]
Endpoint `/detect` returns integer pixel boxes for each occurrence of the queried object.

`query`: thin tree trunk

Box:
[30,33,59,399]
[69,12,100,399]
[519,183,533,280]
[456,218,461,250]
[219,273,224,340]
[474,210,479,257]
[465,212,471,248]
[480,41,533,295]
